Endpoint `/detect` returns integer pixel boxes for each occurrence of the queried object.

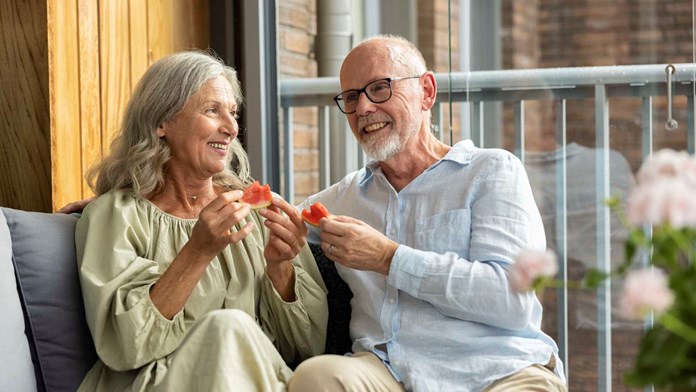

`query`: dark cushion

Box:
[3,208,98,392]
[310,243,353,355]
[0,209,37,391]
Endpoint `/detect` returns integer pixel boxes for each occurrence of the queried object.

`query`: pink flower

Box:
[619,268,674,321]
[636,149,696,185]
[509,249,558,292]
[627,149,696,228]
[627,177,696,228]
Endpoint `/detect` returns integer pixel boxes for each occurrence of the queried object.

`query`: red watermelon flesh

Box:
[301,202,331,227]
[241,181,273,209]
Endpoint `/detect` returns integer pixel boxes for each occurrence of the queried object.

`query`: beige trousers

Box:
[484,357,567,392]
[154,309,293,392]
[288,352,404,392]
[290,351,567,392]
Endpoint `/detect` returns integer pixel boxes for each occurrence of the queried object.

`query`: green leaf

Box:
[623,325,696,388]
[583,268,609,289]
[605,196,620,209]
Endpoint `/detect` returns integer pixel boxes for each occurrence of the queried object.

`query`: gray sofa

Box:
[0,206,352,392]
[0,208,97,392]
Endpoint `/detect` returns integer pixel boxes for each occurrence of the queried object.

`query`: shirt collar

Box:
[440,139,475,166]
[358,160,380,185]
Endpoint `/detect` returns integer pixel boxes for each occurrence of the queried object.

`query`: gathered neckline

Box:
[135,194,199,223]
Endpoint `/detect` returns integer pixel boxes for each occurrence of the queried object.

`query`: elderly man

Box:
[289,35,566,392]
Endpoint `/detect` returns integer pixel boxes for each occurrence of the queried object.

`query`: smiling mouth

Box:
[363,122,389,133]
[208,142,228,151]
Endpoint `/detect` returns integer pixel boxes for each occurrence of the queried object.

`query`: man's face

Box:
[339,42,424,161]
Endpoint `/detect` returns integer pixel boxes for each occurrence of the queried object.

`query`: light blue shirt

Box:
[301,140,565,392]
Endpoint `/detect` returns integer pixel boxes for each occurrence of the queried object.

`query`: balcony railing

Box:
[279,63,696,391]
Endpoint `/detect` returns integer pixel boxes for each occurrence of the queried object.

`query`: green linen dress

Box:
[75,190,328,391]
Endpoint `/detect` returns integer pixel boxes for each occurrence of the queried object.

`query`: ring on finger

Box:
[328,244,335,255]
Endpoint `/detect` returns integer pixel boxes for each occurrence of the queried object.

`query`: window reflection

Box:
[276,2,694,389]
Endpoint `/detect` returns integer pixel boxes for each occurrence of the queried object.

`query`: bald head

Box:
[340,35,428,82]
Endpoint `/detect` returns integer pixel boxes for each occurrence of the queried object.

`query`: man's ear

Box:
[420,71,437,111]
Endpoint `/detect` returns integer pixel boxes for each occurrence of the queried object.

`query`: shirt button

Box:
[389,298,396,304]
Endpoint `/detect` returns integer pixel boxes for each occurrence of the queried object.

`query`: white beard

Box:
[361,132,402,161]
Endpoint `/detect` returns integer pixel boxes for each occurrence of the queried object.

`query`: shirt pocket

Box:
[415,209,472,257]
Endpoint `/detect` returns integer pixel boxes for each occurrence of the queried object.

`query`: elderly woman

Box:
[75,51,328,391]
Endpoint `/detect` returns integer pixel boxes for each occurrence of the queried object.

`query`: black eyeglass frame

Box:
[333,75,422,114]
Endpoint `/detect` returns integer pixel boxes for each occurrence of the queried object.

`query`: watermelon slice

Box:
[301,201,332,227]
[240,181,273,209]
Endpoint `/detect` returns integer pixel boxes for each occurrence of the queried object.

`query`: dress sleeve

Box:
[250,212,329,363]
[75,192,187,371]
[387,152,544,330]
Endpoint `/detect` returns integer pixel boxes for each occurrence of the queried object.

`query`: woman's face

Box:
[157,76,239,180]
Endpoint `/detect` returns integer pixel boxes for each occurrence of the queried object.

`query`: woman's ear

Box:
[420,72,437,111]
[156,123,166,138]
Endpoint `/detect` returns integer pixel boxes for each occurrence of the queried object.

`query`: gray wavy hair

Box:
[87,51,252,196]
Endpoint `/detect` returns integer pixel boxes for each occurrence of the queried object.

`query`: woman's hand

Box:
[258,197,307,264]
[257,197,307,301]
[188,190,254,260]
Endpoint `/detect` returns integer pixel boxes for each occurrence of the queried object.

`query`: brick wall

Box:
[502,0,558,152]
[418,0,460,144]
[418,0,460,73]
[278,0,319,201]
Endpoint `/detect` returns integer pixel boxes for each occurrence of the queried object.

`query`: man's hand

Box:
[56,197,96,214]
[319,215,398,275]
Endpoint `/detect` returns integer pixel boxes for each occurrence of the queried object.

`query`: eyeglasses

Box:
[333,75,422,114]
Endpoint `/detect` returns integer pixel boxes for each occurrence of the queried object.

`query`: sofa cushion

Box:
[3,208,98,392]
[309,243,353,355]
[0,209,37,392]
